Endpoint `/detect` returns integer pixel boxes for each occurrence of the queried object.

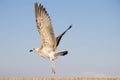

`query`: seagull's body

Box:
[30,3,72,74]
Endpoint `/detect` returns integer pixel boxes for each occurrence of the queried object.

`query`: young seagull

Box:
[30,3,72,74]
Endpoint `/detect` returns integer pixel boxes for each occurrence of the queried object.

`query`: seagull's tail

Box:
[54,51,68,57]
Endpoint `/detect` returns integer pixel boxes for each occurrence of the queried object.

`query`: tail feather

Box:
[54,51,68,57]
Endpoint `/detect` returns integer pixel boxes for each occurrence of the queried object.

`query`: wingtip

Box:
[34,2,43,10]
[34,2,37,4]
[34,2,38,7]
[67,25,72,30]
[69,24,72,28]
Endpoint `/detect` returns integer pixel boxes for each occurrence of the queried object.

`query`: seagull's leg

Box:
[51,60,56,74]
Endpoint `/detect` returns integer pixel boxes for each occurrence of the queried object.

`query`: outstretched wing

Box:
[56,25,72,47]
[34,3,56,50]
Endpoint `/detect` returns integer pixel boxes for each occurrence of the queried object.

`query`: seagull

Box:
[29,2,72,74]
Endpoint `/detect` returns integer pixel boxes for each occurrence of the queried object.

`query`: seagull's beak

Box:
[29,50,33,52]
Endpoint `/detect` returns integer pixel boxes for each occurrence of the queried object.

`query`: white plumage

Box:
[30,2,72,74]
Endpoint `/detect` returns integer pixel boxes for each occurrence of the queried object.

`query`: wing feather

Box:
[34,3,56,50]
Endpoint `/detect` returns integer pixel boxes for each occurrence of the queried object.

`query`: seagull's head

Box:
[29,48,40,53]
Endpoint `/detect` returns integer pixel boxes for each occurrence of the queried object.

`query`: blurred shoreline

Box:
[0,78,120,80]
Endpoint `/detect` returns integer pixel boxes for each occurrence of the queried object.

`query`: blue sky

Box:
[0,0,120,78]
